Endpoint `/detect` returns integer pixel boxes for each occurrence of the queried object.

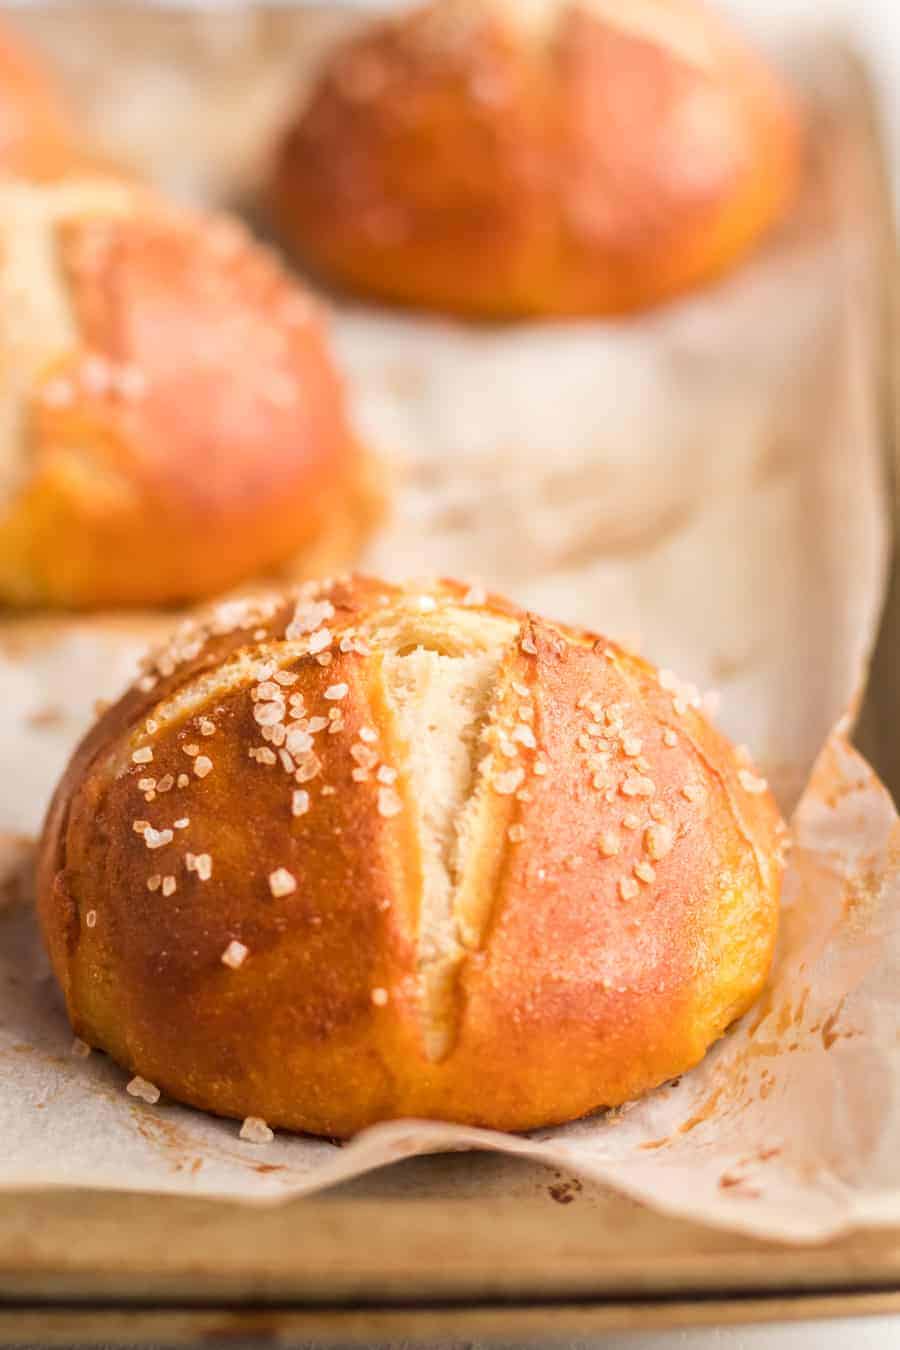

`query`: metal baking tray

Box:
[0,5,897,1340]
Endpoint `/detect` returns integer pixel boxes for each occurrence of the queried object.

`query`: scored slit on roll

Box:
[379,611,513,1061]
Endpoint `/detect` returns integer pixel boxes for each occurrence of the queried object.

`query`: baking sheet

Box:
[0,11,895,1242]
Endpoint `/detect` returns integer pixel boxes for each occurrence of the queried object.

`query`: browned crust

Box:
[37,575,785,1136]
[0,187,378,610]
[269,0,803,318]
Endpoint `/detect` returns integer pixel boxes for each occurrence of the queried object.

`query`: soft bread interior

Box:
[381,610,512,1061]
[0,179,135,510]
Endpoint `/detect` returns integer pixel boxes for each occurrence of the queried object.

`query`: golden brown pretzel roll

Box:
[0,178,375,610]
[37,575,785,1137]
[270,0,802,318]
[0,20,75,179]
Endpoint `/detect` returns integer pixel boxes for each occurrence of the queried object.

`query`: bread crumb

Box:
[127,1076,160,1105]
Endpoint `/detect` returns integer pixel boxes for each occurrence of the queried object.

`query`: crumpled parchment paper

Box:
[0,24,895,1241]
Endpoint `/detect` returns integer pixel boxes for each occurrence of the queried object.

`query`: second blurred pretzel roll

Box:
[270,0,803,318]
[0,178,376,609]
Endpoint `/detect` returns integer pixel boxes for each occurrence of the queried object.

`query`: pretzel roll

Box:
[270,0,802,318]
[37,576,785,1136]
[0,178,375,610]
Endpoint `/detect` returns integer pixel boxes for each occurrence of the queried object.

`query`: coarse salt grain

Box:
[147,875,161,892]
[195,854,212,881]
[144,827,174,851]
[359,727,377,743]
[292,789,310,817]
[644,824,674,860]
[221,940,249,970]
[132,747,153,764]
[508,823,526,843]
[512,724,536,749]
[376,765,397,785]
[308,628,332,654]
[269,868,297,897]
[533,759,548,776]
[619,877,639,901]
[663,729,678,747]
[520,635,537,655]
[634,862,656,884]
[598,831,620,858]
[371,986,389,1006]
[324,683,348,701]
[493,767,524,796]
[126,1076,160,1105]
[254,701,285,727]
[157,775,174,793]
[621,774,655,798]
[200,720,216,737]
[240,1116,273,1144]
[738,770,768,795]
[378,786,403,818]
[162,876,177,897]
[622,814,640,830]
[183,743,199,757]
[71,1037,91,1059]
[294,752,322,783]
[622,736,643,757]
[351,744,378,770]
[194,757,213,779]
[177,774,190,788]
[174,818,189,829]
[85,910,97,928]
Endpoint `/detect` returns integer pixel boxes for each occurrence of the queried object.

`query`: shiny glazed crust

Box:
[37,575,786,1137]
[270,0,803,318]
[0,179,376,610]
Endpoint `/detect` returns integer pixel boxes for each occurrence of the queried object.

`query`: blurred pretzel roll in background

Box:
[38,575,785,1137]
[0,178,377,610]
[270,0,803,318]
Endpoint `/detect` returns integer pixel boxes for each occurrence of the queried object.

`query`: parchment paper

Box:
[0,20,895,1241]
